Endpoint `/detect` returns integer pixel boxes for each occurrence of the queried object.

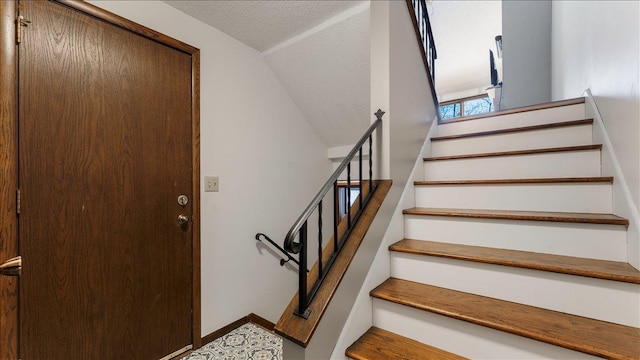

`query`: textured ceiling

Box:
[164,0,365,52]
[429,0,502,96]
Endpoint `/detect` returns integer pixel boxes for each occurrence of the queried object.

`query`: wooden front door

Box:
[5,1,200,358]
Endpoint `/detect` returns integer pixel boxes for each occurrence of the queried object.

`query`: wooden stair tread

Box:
[346,326,468,360]
[424,144,602,162]
[390,239,640,284]
[371,278,640,359]
[432,119,593,141]
[440,97,585,124]
[414,176,613,186]
[402,207,629,226]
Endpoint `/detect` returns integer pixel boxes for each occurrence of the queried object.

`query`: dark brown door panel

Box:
[14,1,198,358]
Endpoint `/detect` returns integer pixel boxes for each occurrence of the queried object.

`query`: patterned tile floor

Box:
[184,323,283,360]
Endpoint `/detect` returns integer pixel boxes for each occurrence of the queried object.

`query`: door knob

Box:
[0,256,21,276]
[177,214,189,226]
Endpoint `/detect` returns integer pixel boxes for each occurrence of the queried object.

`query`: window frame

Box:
[440,94,492,119]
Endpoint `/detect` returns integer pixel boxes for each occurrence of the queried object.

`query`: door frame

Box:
[0,0,202,357]
[0,0,19,358]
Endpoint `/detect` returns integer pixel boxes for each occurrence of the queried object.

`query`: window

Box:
[463,97,492,116]
[440,103,461,119]
[440,95,492,120]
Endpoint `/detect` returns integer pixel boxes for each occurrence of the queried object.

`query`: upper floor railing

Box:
[410,0,437,86]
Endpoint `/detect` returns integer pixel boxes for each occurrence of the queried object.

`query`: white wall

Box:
[388,2,436,184]
[430,0,502,97]
[551,0,640,213]
[502,0,552,109]
[88,1,332,337]
[327,1,438,358]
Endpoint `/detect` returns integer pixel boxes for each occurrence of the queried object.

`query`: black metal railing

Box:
[282,109,384,319]
[411,0,437,85]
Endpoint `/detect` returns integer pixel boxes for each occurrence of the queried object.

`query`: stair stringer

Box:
[329,118,438,360]
[586,89,640,270]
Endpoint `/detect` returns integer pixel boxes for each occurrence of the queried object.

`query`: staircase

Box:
[346,98,640,359]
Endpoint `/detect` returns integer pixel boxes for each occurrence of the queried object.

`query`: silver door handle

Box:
[177,214,189,225]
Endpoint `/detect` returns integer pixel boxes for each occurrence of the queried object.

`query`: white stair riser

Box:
[415,182,612,213]
[404,215,628,261]
[390,253,640,327]
[424,150,601,181]
[437,104,586,137]
[372,299,599,359]
[431,124,592,157]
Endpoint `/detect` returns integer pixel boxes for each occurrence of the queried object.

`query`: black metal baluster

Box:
[418,3,423,54]
[372,109,384,196]
[347,163,351,229]
[423,5,428,59]
[432,54,436,83]
[417,2,421,31]
[422,18,427,52]
[359,148,363,209]
[297,223,308,318]
[318,200,323,279]
[424,30,428,56]
[425,16,429,61]
[423,5,428,62]
[369,134,373,197]
[333,182,338,253]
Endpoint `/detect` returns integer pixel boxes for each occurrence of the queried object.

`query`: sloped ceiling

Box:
[164,0,364,53]
[263,6,370,148]
[164,0,371,148]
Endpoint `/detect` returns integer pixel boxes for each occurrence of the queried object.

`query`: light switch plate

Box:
[204,176,219,192]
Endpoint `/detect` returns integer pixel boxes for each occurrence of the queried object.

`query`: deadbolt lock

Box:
[177,195,188,206]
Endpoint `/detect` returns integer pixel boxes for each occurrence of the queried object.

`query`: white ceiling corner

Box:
[164,0,372,148]
[263,6,371,147]
[163,0,367,52]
